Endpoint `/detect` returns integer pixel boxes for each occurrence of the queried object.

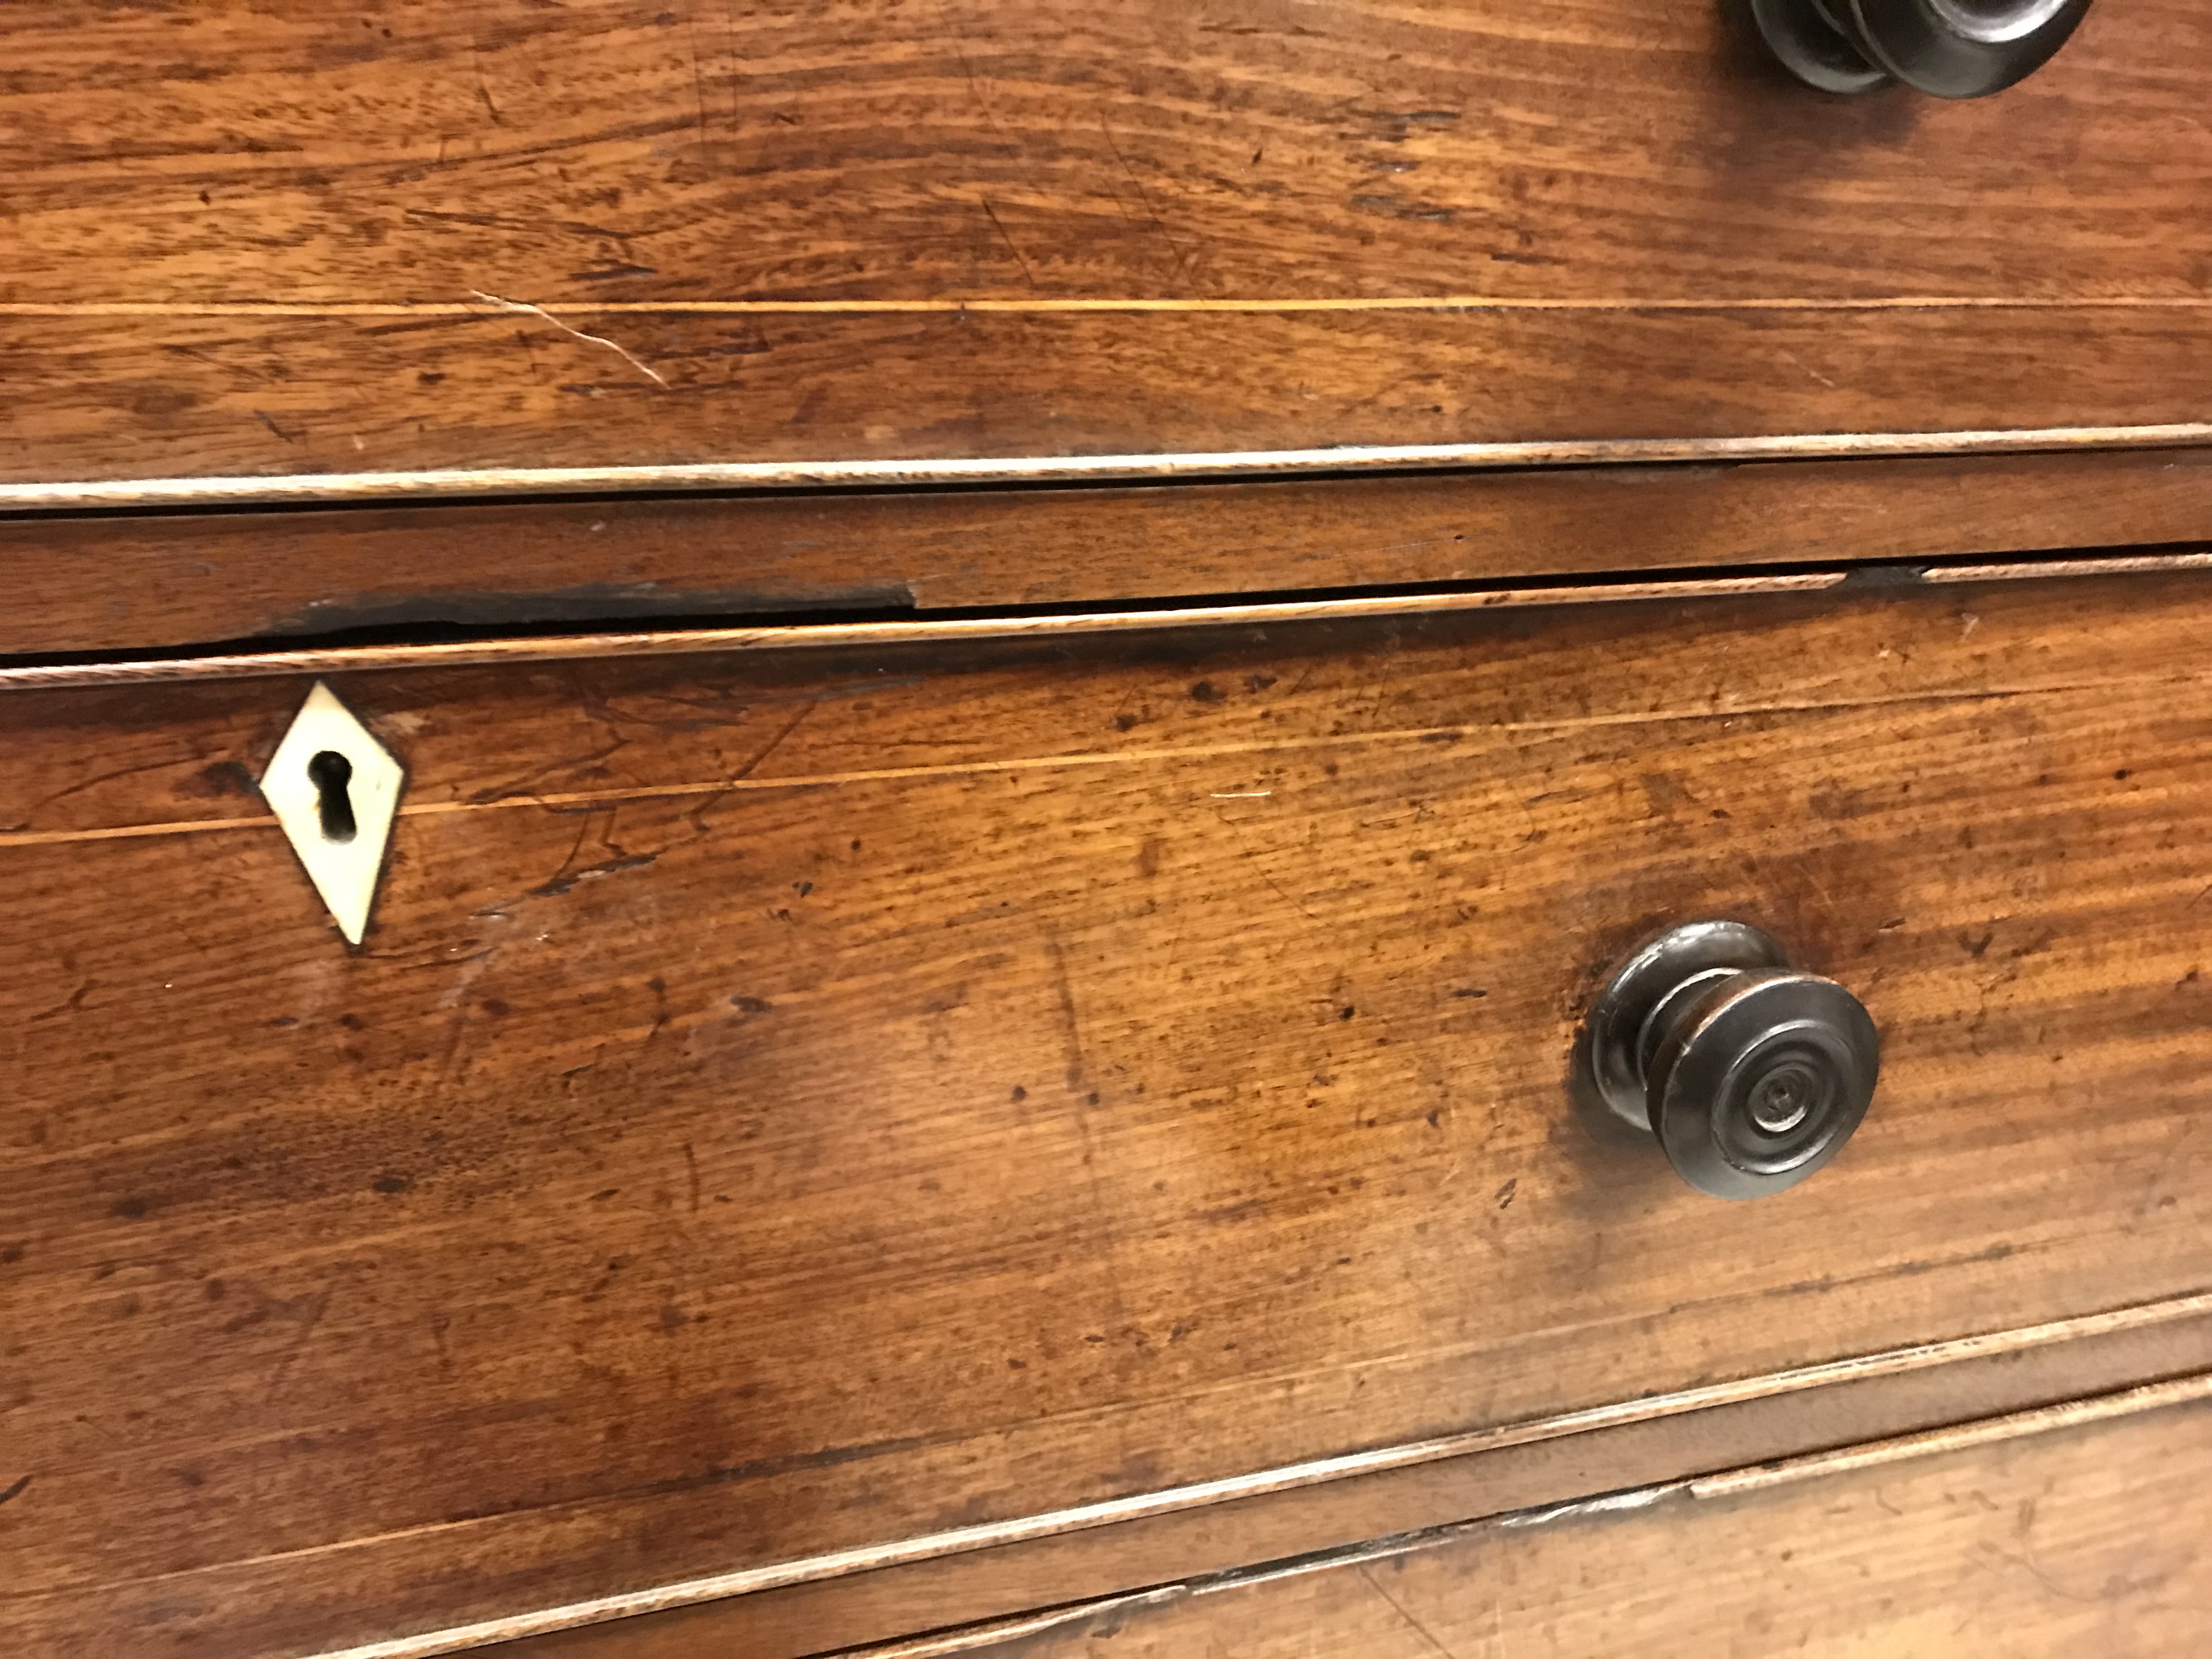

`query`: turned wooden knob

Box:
[1577,921,1880,1200]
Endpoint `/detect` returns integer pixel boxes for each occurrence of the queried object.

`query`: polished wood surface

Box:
[4,1,2210,484]
[10,447,2212,658]
[9,568,2212,1655]
[964,1390,2212,1659]
[496,1299,2212,1659]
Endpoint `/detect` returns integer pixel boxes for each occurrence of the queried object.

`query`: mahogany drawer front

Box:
[967,1387,2212,1659]
[9,569,2212,1655]
[5,1,2211,496]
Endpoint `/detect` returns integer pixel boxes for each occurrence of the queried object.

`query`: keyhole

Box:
[307,749,358,843]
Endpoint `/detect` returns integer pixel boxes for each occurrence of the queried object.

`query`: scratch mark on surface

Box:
[734,701,818,783]
[684,21,710,144]
[261,1290,332,1402]
[1046,934,1088,1097]
[0,1474,29,1508]
[1097,112,1195,279]
[469,291,669,386]
[533,815,597,899]
[683,1142,701,1214]
[1215,809,1321,923]
[979,199,1039,289]
[428,1311,453,1375]
[532,851,658,898]
[163,340,274,382]
[16,754,218,828]
[1356,1564,1462,1658]
[474,63,504,126]
[1982,1541,2163,1606]
[639,973,670,1050]
[1042,931,1132,1350]
[431,940,504,1009]
[29,979,93,1023]
[1210,790,1272,798]
[472,731,632,805]
[680,699,819,834]
[1779,348,1839,389]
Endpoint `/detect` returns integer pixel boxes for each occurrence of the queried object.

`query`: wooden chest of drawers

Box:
[6,3,2212,1656]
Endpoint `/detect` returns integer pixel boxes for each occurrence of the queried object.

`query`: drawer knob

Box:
[1751,0,2090,98]
[1577,921,1880,1200]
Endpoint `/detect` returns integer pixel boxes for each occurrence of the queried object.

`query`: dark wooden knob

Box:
[1577,921,1880,1200]
[1751,0,2091,98]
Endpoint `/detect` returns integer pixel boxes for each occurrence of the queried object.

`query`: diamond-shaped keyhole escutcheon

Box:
[260,682,405,945]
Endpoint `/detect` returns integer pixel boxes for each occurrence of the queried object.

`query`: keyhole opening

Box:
[307,749,358,843]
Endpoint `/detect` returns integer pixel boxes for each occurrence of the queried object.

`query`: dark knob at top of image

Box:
[1752,0,2091,97]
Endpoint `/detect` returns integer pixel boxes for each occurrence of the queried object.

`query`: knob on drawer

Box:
[1752,0,2091,99]
[1576,921,1880,1200]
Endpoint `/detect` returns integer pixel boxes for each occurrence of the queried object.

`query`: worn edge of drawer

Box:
[825,1369,2212,1659]
[300,1289,2212,1659]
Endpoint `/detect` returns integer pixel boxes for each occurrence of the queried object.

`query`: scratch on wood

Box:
[30,979,93,1022]
[733,701,818,784]
[468,291,670,386]
[261,1289,333,1403]
[530,850,658,898]
[1355,1562,1466,1658]
[978,198,1039,290]
[470,731,633,805]
[1046,933,1088,1096]
[1097,112,1195,280]
[18,753,221,825]
[0,1474,30,1508]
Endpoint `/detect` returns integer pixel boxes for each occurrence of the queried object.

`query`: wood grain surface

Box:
[5,0,2211,483]
[10,569,2212,1655]
[11,446,2212,658]
[490,1300,2212,1659]
[955,1390,2212,1659]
